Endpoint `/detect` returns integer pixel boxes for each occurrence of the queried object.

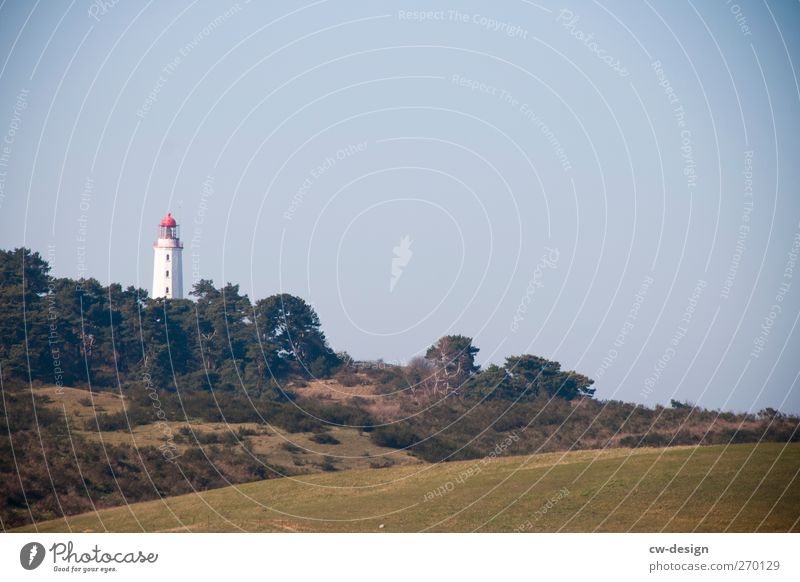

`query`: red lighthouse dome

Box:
[156,212,181,241]
[160,212,177,227]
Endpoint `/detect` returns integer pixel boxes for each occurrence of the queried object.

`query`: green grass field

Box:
[15,443,799,533]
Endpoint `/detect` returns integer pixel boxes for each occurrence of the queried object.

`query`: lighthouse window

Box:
[166,254,170,261]
[165,270,169,277]
[166,287,169,295]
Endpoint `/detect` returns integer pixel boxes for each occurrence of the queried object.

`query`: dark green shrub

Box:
[310,433,340,445]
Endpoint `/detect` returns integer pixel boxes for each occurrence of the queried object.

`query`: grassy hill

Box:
[3,252,799,533]
[17,443,800,533]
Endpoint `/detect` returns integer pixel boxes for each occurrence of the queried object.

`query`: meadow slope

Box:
[16,443,800,533]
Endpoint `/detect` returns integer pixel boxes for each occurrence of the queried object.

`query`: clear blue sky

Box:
[1,1,798,413]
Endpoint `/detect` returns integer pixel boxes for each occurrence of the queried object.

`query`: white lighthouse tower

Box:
[152,212,183,299]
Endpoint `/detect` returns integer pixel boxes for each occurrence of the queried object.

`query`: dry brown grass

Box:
[32,384,419,473]
[290,376,378,401]
[291,376,408,420]
[33,384,126,418]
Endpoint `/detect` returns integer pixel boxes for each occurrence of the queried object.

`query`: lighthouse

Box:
[152,212,184,299]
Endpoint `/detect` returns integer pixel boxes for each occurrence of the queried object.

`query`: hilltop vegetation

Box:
[1,246,798,530]
[0,248,593,402]
[0,248,340,394]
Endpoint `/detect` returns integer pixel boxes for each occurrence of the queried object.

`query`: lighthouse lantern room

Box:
[152,212,184,299]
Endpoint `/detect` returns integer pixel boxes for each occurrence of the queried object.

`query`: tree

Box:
[139,297,196,389]
[424,335,480,395]
[462,354,595,401]
[462,363,510,399]
[189,280,252,391]
[504,354,557,398]
[253,294,338,378]
[549,370,595,400]
[0,247,50,291]
[0,248,51,378]
[105,283,149,374]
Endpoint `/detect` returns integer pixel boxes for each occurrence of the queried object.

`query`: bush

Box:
[310,356,335,378]
[268,406,324,433]
[281,442,303,454]
[195,431,221,444]
[310,433,340,445]
[371,425,418,449]
[338,372,360,387]
[319,458,338,472]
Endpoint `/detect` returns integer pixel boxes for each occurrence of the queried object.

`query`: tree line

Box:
[0,247,339,395]
[1,247,595,403]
